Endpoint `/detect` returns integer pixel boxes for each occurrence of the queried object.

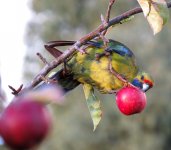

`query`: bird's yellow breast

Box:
[68,46,138,93]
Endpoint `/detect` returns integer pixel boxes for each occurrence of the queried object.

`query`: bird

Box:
[43,39,154,130]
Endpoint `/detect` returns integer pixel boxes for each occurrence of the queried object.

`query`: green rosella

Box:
[43,39,154,130]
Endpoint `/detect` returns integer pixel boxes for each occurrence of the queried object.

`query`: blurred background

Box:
[1,0,171,150]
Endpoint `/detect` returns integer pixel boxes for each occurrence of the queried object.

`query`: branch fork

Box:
[11,1,171,96]
[8,84,23,96]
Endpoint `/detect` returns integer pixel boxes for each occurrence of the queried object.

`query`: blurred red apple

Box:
[0,98,52,150]
[116,87,147,115]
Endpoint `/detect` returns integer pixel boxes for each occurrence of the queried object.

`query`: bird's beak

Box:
[142,83,150,92]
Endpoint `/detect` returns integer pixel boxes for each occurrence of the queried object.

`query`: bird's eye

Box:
[141,75,144,80]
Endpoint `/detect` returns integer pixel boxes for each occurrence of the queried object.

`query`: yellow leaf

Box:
[137,0,169,34]
[83,83,102,131]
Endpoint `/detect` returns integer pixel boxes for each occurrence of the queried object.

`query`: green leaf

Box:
[120,15,135,24]
[137,0,169,34]
[112,16,135,27]
[83,83,102,131]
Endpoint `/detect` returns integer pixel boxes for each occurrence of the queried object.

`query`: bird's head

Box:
[131,72,154,92]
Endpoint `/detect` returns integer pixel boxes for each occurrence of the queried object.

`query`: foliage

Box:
[138,0,169,34]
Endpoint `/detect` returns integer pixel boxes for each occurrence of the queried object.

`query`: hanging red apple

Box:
[0,98,52,150]
[116,87,147,115]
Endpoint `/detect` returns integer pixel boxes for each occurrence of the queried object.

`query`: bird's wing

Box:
[107,39,134,57]
[44,39,134,59]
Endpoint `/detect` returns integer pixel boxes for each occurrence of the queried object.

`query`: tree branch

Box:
[19,1,171,95]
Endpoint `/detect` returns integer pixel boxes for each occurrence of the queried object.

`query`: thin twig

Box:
[8,84,23,96]
[108,60,129,86]
[108,60,137,94]
[37,52,49,65]
[19,2,171,95]
[106,0,116,23]
[102,0,116,36]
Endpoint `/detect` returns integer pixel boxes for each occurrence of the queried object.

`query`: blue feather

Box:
[131,78,143,89]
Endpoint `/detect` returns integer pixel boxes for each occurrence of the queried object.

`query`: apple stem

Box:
[108,59,136,89]
[37,52,50,66]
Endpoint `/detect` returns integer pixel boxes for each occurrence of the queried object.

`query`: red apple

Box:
[0,98,52,150]
[116,87,147,115]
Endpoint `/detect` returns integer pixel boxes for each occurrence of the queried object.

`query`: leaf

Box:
[121,15,135,23]
[83,83,102,131]
[137,0,169,34]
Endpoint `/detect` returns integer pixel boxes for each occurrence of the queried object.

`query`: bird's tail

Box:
[38,69,80,94]
[39,40,80,93]
[50,69,80,93]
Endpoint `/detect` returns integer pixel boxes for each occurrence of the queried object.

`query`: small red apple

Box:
[116,87,147,115]
[0,98,52,150]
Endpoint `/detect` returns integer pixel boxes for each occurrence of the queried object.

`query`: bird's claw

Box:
[40,75,57,84]
[99,33,109,44]
[95,48,111,61]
